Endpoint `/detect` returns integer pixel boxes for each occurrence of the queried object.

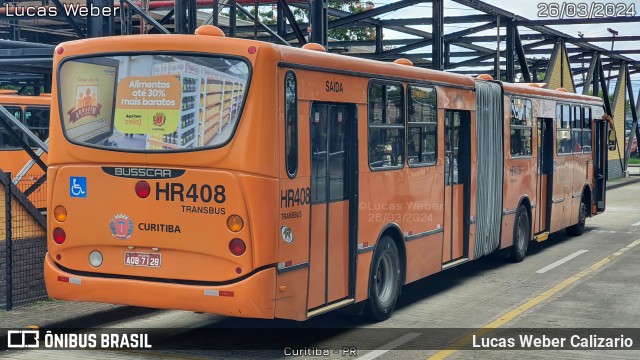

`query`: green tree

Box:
[328,1,376,41]
[234,2,376,41]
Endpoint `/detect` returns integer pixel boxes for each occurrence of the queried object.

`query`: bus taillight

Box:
[53,228,66,244]
[229,239,246,256]
[135,181,151,198]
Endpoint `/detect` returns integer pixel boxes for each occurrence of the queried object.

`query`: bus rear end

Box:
[45,28,280,318]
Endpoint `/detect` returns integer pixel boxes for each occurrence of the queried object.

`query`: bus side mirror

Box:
[608,129,617,151]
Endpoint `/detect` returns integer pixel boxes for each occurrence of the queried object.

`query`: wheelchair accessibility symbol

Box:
[70,177,87,198]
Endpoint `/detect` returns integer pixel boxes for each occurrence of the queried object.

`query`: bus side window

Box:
[572,105,582,153]
[25,107,50,141]
[0,106,23,150]
[582,106,592,153]
[284,71,298,178]
[556,104,571,155]
[407,85,437,166]
[368,81,404,170]
[510,98,533,157]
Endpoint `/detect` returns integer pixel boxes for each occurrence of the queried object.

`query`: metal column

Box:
[212,0,219,26]
[375,25,383,53]
[175,0,187,34]
[432,0,444,70]
[277,2,286,35]
[505,19,515,82]
[230,0,237,37]
[310,0,328,46]
[4,172,12,311]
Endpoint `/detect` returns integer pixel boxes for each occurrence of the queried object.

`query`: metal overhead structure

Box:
[0,0,638,176]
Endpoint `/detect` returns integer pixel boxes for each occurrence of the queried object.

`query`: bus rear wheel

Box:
[510,205,530,263]
[567,198,587,236]
[365,235,401,322]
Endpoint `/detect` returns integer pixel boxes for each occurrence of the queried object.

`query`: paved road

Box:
[3,182,640,359]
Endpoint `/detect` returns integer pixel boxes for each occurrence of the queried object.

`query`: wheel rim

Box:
[517,213,527,252]
[374,251,396,307]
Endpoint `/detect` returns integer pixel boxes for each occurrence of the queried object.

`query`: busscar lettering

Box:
[325,79,344,93]
[114,167,172,178]
[280,187,311,208]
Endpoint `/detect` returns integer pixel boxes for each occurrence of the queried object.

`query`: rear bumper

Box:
[44,253,276,319]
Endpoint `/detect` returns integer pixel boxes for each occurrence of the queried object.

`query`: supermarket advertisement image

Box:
[58,54,248,151]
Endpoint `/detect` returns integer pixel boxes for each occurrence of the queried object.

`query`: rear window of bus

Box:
[0,106,23,150]
[57,54,250,152]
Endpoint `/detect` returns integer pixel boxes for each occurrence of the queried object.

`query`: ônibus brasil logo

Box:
[110,214,133,239]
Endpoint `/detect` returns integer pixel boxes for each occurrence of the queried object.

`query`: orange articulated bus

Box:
[0,91,50,176]
[45,25,610,321]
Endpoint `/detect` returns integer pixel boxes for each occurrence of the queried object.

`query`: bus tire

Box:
[567,198,587,236]
[365,235,401,322]
[509,205,530,263]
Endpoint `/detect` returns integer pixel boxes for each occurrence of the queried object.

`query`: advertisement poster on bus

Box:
[114,76,181,135]
[59,60,117,142]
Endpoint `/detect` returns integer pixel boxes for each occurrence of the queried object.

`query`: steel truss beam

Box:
[234,3,290,45]
[624,66,640,168]
[50,0,85,38]
[380,15,495,26]
[514,27,531,82]
[328,0,424,29]
[516,17,640,26]
[582,54,599,95]
[277,0,307,45]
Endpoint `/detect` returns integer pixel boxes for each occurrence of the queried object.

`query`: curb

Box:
[607,177,640,190]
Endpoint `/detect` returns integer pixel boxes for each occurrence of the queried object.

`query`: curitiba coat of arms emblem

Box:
[154,113,166,127]
[110,214,134,239]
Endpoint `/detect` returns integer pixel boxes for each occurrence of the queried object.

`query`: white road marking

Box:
[536,250,589,274]
[356,332,421,360]
[632,220,640,226]
[591,229,638,234]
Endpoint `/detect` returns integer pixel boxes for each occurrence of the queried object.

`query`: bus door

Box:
[593,118,607,212]
[536,118,554,233]
[443,110,471,263]
[552,104,573,231]
[308,102,356,310]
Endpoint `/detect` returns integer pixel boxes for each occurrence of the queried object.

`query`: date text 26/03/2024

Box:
[537,2,636,19]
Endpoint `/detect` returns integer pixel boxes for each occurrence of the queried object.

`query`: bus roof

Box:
[277,43,477,89]
[0,93,51,106]
[274,42,602,105]
[502,82,602,104]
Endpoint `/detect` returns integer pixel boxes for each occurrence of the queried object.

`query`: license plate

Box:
[124,252,161,268]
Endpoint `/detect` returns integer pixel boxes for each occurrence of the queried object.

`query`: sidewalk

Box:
[607,175,640,190]
[0,300,157,329]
